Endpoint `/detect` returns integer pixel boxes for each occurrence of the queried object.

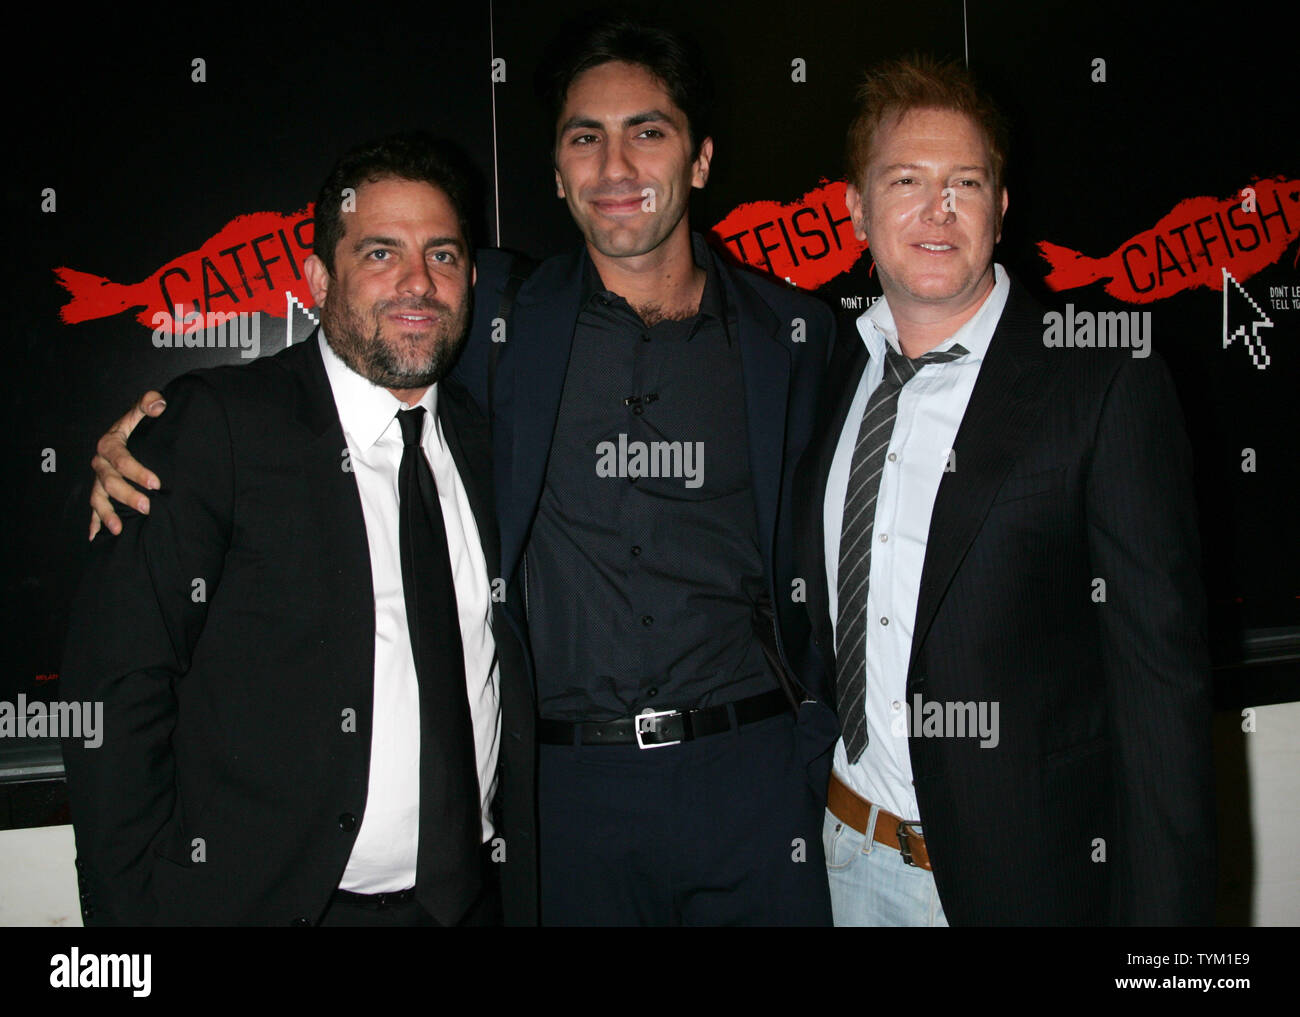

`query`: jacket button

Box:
[338,813,358,832]
[291,917,312,926]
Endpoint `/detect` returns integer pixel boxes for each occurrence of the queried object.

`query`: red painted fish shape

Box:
[1037,178,1299,304]
[711,179,867,289]
[55,206,317,333]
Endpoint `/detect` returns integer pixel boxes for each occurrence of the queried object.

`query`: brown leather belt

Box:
[828,773,933,871]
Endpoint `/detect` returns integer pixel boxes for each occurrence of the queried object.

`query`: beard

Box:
[321,291,470,390]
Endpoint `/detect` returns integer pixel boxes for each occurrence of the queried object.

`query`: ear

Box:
[690,136,714,189]
[471,260,478,288]
[845,182,868,243]
[304,254,330,307]
[996,186,1009,241]
[555,167,566,199]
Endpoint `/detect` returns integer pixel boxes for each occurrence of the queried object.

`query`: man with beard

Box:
[88,17,838,926]
[61,133,533,926]
[466,16,837,924]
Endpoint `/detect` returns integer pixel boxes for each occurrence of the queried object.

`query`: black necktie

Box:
[397,406,481,924]
[836,343,968,763]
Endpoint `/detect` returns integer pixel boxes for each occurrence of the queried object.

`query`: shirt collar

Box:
[579,231,725,325]
[856,263,1010,366]
[318,330,438,452]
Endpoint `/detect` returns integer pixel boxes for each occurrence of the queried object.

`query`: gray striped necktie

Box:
[836,341,968,763]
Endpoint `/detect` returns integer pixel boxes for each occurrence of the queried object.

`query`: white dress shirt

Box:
[824,265,1009,822]
[319,333,499,894]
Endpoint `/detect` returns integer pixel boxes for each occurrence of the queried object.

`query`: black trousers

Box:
[538,710,832,926]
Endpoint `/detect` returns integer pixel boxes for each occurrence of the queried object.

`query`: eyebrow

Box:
[353,234,465,253]
[559,109,676,134]
[877,162,989,175]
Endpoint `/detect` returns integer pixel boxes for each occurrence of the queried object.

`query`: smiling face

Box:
[304,176,474,399]
[846,107,1008,329]
[553,60,712,263]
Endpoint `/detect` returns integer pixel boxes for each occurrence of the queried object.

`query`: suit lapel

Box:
[797,321,871,689]
[288,331,376,689]
[495,248,585,582]
[909,283,1056,669]
[439,379,501,584]
[720,260,789,569]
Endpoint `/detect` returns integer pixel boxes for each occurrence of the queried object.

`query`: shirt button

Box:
[632,404,644,415]
[892,700,902,711]
[879,533,888,543]
[338,813,358,832]
[887,452,897,462]
[647,687,658,698]
[641,334,651,343]
[880,617,889,626]
[641,615,654,627]
[631,546,642,556]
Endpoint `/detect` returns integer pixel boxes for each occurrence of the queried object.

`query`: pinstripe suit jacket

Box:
[793,278,1216,925]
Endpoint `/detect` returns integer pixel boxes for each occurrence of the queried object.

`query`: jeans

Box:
[822,806,948,926]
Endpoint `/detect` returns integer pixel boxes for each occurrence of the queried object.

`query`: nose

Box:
[600,135,636,183]
[397,255,436,298]
[922,184,956,226]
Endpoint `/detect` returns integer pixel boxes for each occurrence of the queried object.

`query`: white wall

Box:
[1213,699,1300,926]
[0,824,82,926]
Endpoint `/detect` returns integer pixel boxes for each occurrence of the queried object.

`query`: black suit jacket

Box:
[793,279,1216,925]
[454,240,841,788]
[61,332,536,926]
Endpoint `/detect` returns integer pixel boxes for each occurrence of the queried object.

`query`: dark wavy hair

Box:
[535,12,713,158]
[312,132,479,275]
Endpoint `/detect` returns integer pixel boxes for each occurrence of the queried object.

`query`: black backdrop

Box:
[6,0,1297,796]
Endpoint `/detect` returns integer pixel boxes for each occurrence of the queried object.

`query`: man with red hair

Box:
[794,56,1215,925]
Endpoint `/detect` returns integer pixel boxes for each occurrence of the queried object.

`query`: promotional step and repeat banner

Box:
[4,0,1295,937]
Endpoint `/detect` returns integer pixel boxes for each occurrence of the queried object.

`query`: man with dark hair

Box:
[64,132,535,926]
[311,133,481,275]
[794,56,1215,925]
[478,13,837,926]
[533,11,713,159]
[87,17,837,926]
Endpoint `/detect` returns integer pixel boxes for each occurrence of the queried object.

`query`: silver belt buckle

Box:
[634,708,681,749]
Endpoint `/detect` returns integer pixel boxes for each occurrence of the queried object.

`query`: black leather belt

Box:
[537,688,791,748]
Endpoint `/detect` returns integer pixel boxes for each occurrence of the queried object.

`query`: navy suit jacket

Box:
[455,240,841,794]
[793,279,1217,925]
